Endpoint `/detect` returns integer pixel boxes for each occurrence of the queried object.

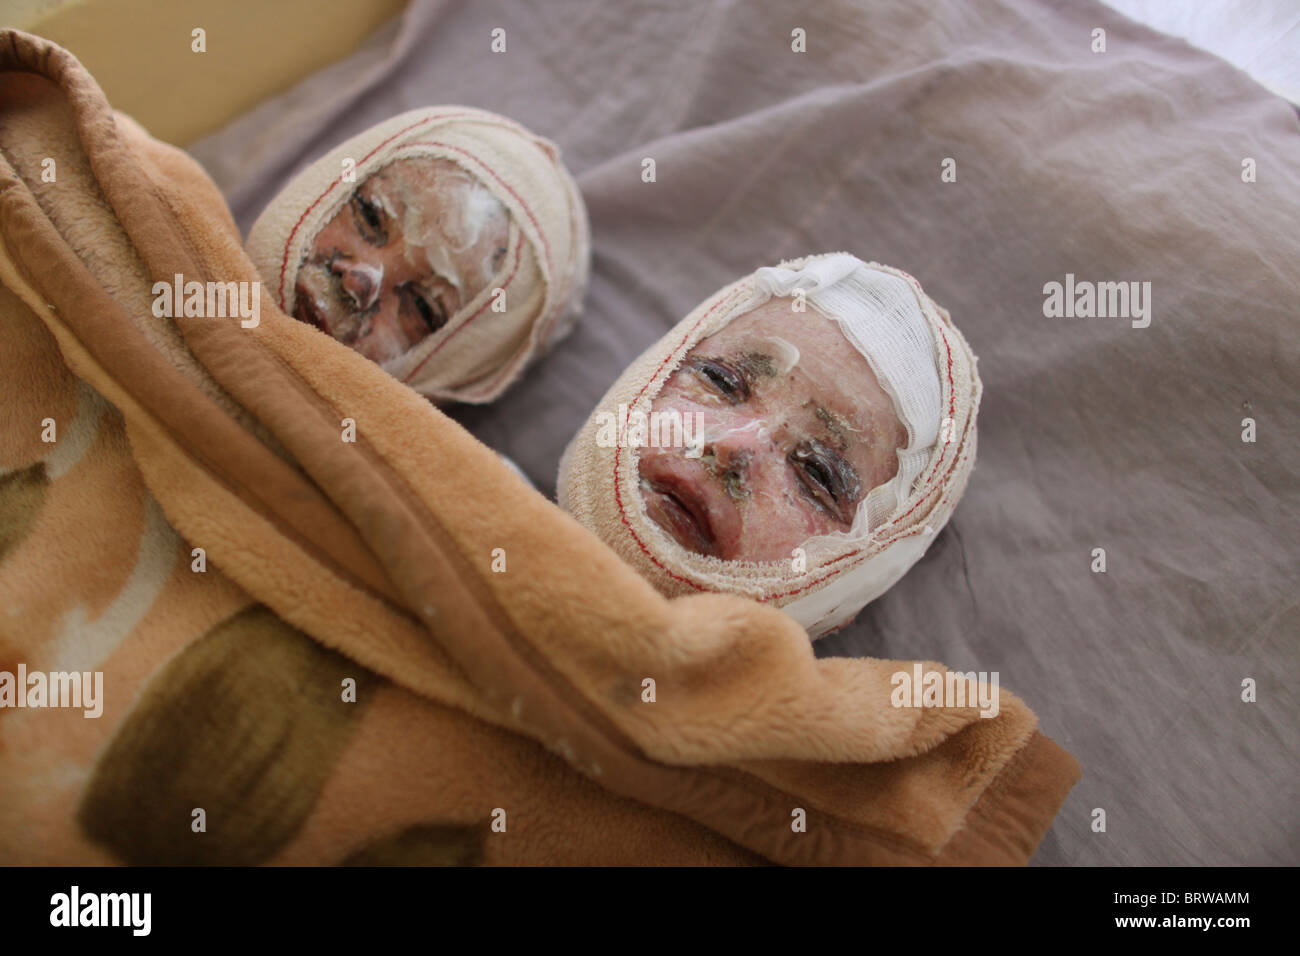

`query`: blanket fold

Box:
[0,29,1078,866]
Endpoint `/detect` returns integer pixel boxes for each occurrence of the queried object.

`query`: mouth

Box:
[294,290,332,337]
[640,474,719,557]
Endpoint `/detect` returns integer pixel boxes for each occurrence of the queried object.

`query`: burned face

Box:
[638,297,908,562]
[293,157,511,363]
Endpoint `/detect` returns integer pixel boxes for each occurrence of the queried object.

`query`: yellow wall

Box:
[9,0,408,145]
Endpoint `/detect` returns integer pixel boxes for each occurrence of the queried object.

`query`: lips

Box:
[294,293,330,335]
[294,261,364,344]
[638,453,742,559]
[643,478,716,556]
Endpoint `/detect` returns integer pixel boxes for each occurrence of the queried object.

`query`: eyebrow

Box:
[736,350,777,382]
[814,404,856,450]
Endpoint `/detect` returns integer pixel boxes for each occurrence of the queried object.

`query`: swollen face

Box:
[293,157,511,364]
[638,297,908,562]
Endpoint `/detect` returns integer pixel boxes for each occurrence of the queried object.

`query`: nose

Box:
[332,257,384,312]
[702,439,749,470]
[699,417,764,495]
[700,415,767,460]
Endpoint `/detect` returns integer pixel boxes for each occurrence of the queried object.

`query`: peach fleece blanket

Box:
[0,30,1077,866]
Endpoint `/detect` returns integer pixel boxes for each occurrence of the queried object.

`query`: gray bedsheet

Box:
[188,0,1300,865]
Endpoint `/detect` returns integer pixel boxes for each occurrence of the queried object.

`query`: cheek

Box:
[727,432,849,558]
[452,201,511,292]
[733,459,832,551]
[656,367,703,400]
[354,304,415,362]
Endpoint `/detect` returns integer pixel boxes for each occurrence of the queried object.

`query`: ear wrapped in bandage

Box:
[558,253,982,638]
[246,106,590,403]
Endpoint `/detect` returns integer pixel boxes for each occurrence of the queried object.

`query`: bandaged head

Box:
[558,253,982,638]
[246,106,590,403]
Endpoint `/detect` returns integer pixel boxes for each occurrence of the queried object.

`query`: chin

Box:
[355,339,401,364]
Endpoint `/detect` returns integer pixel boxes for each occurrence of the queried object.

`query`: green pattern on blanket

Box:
[340,823,486,866]
[77,604,379,865]
[0,463,49,563]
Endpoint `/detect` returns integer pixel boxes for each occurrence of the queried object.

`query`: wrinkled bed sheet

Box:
[188,0,1300,865]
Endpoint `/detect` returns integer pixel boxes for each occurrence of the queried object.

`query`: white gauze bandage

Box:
[246,106,590,403]
[559,252,982,638]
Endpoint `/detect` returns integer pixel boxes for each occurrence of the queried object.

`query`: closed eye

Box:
[406,284,448,333]
[789,439,861,524]
[350,192,389,246]
[692,358,749,403]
